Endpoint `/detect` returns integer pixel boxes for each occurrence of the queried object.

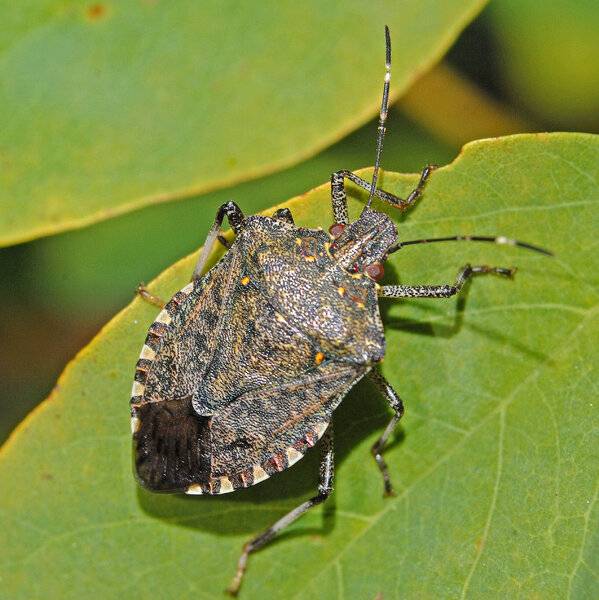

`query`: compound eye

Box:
[328,223,345,238]
[365,262,385,281]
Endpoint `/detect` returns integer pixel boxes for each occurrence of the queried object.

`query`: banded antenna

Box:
[364,25,392,213]
[388,234,553,256]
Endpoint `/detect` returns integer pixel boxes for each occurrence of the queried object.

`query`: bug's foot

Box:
[371,444,397,499]
[135,283,166,308]
[471,265,517,279]
[383,486,397,499]
[226,544,250,597]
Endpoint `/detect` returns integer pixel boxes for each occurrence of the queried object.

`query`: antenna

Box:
[388,234,553,256]
[364,25,391,213]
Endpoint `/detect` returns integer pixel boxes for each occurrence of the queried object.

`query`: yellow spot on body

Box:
[155,309,172,325]
[241,276,250,286]
[286,447,303,465]
[140,344,156,360]
[131,381,145,397]
[130,416,140,434]
[253,465,269,483]
[304,255,316,262]
[295,238,302,245]
[337,286,346,297]
[315,352,325,365]
[219,477,234,494]
[181,282,194,295]
[186,484,203,495]
[356,302,366,309]
[314,422,328,438]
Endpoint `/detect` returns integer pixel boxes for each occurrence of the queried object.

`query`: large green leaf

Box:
[1,134,597,599]
[0,0,485,247]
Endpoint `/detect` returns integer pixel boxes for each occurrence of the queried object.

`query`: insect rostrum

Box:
[130,26,550,595]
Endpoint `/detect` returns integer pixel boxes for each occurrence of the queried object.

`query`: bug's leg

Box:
[135,283,166,308]
[227,427,335,597]
[398,164,437,212]
[379,264,516,299]
[217,234,232,250]
[330,171,351,224]
[330,165,435,223]
[272,207,295,224]
[369,367,403,497]
[193,201,246,280]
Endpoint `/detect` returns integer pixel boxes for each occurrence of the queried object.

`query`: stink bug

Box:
[130,26,551,595]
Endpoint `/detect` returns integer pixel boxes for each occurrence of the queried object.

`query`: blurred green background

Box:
[1,0,598,443]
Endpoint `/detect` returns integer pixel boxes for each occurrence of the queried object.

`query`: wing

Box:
[134,236,327,419]
[130,248,241,493]
[131,246,242,411]
[133,360,366,494]
[187,360,367,494]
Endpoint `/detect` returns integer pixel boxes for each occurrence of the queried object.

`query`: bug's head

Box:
[328,208,396,280]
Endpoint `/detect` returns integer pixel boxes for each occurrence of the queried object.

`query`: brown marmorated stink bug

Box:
[130,26,551,595]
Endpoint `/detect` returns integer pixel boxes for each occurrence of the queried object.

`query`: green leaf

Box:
[1,133,597,599]
[0,0,485,247]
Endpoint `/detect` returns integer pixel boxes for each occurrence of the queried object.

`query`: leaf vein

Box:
[459,407,505,598]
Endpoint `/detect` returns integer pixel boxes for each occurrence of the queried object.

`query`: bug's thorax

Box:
[328,208,397,278]
[228,216,386,365]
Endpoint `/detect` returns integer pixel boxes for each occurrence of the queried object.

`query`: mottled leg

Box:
[369,368,404,497]
[193,201,246,280]
[272,207,295,224]
[227,427,335,596]
[330,165,435,224]
[379,264,516,299]
[217,235,232,249]
[135,283,165,308]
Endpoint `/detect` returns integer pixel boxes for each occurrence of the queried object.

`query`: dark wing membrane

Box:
[133,396,211,492]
